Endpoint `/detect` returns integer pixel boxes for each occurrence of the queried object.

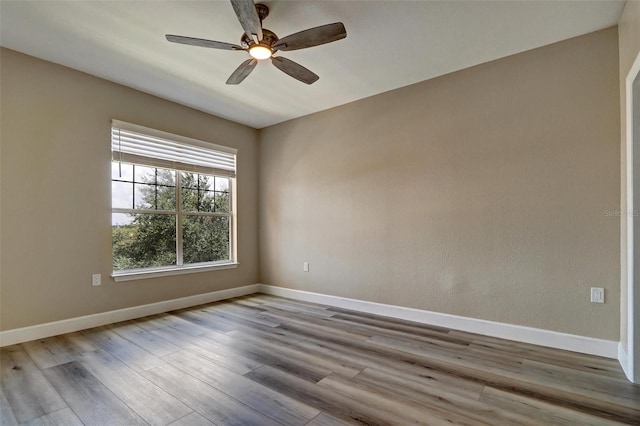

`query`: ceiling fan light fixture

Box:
[249,44,272,60]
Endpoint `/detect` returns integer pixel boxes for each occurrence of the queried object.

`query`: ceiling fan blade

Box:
[271,56,319,85]
[230,0,263,41]
[272,22,346,51]
[166,35,244,51]
[226,58,258,85]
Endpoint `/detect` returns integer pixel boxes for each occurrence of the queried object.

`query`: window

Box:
[110,120,237,280]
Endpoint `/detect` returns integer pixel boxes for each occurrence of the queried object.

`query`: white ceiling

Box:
[0,0,625,129]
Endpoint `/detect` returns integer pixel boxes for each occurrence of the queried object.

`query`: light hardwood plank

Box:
[143,363,282,426]
[328,314,470,349]
[368,334,523,372]
[354,360,484,402]
[479,386,627,426]
[454,330,624,371]
[149,326,262,374]
[21,338,73,369]
[521,358,640,398]
[0,346,66,423]
[281,324,487,400]
[82,326,165,372]
[181,307,279,337]
[251,294,335,315]
[467,338,626,380]
[305,412,352,426]
[0,387,19,426]
[108,320,181,357]
[264,310,371,341]
[205,329,333,382]
[200,305,282,330]
[318,373,480,426]
[223,316,311,345]
[227,326,367,374]
[252,296,337,319]
[76,349,191,425]
[171,307,238,332]
[326,305,450,333]
[168,412,214,426]
[354,367,538,426]
[246,364,425,426]
[227,328,362,378]
[20,407,83,426]
[43,361,146,425]
[144,313,211,336]
[53,332,98,356]
[364,334,640,422]
[164,349,320,425]
[204,302,282,327]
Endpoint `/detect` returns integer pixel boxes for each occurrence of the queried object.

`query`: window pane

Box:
[134,183,156,209]
[214,191,230,213]
[156,185,176,211]
[181,171,198,189]
[128,168,176,211]
[112,181,133,209]
[182,215,229,264]
[198,174,214,190]
[134,165,156,183]
[197,190,215,213]
[157,169,176,186]
[181,189,217,212]
[112,162,133,181]
[181,188,199,212]
[112,213,130,226]
[181,172,219,212]
[215,177,229,192]
[112,213,176,271]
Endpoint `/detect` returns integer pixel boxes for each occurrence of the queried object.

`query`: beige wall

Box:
[0,26,624,341]
[619,0,640,350]
[259,28,620,340]
[0,48,259,331]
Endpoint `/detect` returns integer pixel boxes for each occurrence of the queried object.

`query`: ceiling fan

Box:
[165,0,347,85]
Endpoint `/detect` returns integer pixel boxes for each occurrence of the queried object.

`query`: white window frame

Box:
[110,121,238,282]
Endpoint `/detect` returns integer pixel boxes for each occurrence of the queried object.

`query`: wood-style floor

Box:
[1,294,639,425]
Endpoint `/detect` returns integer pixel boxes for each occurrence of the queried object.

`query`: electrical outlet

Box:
[92,274,102,286]
[303,262,309,272]
[590,287,604,303]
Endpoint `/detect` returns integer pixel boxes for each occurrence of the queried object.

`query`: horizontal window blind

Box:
[111,120,236,178]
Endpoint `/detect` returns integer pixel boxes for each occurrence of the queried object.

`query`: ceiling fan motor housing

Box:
[241,28,278,50]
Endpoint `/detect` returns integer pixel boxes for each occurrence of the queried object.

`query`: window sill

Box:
[112,262,239,282]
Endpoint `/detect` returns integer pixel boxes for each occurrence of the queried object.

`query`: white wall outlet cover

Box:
[590,287,604,303]
[303,262,309,272]
[92,274,102,286]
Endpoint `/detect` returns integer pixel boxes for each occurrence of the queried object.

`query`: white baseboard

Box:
[0,284,260,347]
[1,283,620,361]
[618,343,633,381]
[258,284,619,359]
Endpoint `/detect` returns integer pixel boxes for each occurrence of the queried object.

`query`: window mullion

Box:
[112,208,175,215]
[155,168,158,209]
[132,165,136,209]
[227,179,232,261]
[176,172,184,266]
